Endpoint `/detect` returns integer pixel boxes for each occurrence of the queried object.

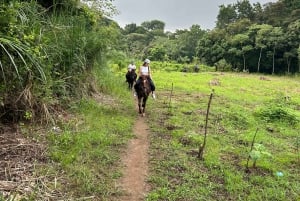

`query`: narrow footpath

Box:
[118,113,150,201]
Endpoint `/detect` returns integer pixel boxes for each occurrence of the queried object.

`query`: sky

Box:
[111,0,277,32]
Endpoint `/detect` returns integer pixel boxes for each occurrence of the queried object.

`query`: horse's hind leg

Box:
[138,98,142,114]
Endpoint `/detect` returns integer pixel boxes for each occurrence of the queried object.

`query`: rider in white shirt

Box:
[127,61,136,72]
[134,59,156,99]
[126,61,137,84]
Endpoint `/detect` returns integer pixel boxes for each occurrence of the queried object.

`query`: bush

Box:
[0,1,120,123]
[214,59,232,72]
[254,97,299,126]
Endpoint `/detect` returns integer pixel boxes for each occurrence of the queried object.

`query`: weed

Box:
[255,96,300,126]
[249,143,272,168]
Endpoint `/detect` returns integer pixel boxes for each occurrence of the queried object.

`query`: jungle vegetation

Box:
[1,0,300,122]
[0,0,120,122]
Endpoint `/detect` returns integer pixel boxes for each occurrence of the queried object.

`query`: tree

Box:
[285,20,300,73]
[283,50,297,74]
[198,0,300,74]
[81,0,117,17]
[252,3,264,23]
[266,27,285,74]
[282,0,300,10]
[262,1,287,27]
[226,18,252,35]
[197,29,227,67]
[230,33,252,71]
[141,20,165,32]
[175,25,206,63]
[254,24,273,72]
[123,23,137,34]
[226,18,254,72]
[125,33,148,57]
[216,4,237,29]
[235,0,255,21]
[149,45,166,61]
[147,36,169,61]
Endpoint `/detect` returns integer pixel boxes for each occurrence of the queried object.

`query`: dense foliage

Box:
[119,0,300,74]
[0,0,120,123]
[1,0,299,123]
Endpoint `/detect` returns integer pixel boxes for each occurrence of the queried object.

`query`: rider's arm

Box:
[148,66,152,79]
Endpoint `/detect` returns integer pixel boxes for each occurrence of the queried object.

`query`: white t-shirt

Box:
[128,64,136,72]
[140,66,149,75]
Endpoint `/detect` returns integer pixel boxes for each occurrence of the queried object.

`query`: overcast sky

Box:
[111,0,277,32]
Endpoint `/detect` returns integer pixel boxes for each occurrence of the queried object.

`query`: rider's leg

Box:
[148,78,156,99]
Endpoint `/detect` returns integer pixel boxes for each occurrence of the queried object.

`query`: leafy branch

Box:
[245,128,272,172]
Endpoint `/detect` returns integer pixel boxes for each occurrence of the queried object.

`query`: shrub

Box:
[214,59,232,72]
[254,97,299,126]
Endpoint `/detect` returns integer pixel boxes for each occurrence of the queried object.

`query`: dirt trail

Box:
[118,114,150,201]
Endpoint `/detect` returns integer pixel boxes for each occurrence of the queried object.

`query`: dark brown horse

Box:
[136,75,151,116]
[125,70,137,90]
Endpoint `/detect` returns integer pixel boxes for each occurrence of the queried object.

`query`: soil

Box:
[0,124,48,199]
[117,107,150,200]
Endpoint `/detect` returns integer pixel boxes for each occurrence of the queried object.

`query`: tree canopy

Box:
[118,0,300,74]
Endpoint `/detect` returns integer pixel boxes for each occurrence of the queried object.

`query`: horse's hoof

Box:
[142,113,145,117]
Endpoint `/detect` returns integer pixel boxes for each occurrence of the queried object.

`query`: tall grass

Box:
[0,1,120,122]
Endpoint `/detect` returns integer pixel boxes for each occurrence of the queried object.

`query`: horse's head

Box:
[140,75,151,93]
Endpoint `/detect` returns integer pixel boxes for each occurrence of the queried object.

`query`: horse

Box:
[125,70,137,90]
[136,75,151,117]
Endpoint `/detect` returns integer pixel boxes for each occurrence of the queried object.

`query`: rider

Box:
[126,61,137,82]
[134,58,156,99]
[127,61,136,72]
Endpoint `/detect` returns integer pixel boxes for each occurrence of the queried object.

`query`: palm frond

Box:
[0,36,46,82]
[0,59,5,83]
[0,42,21,80]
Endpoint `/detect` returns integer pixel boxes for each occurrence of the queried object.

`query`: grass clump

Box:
[255,98,300,126]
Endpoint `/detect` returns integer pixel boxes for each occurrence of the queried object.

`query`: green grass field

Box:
[40,69,300,201]
[145,71,300,201]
